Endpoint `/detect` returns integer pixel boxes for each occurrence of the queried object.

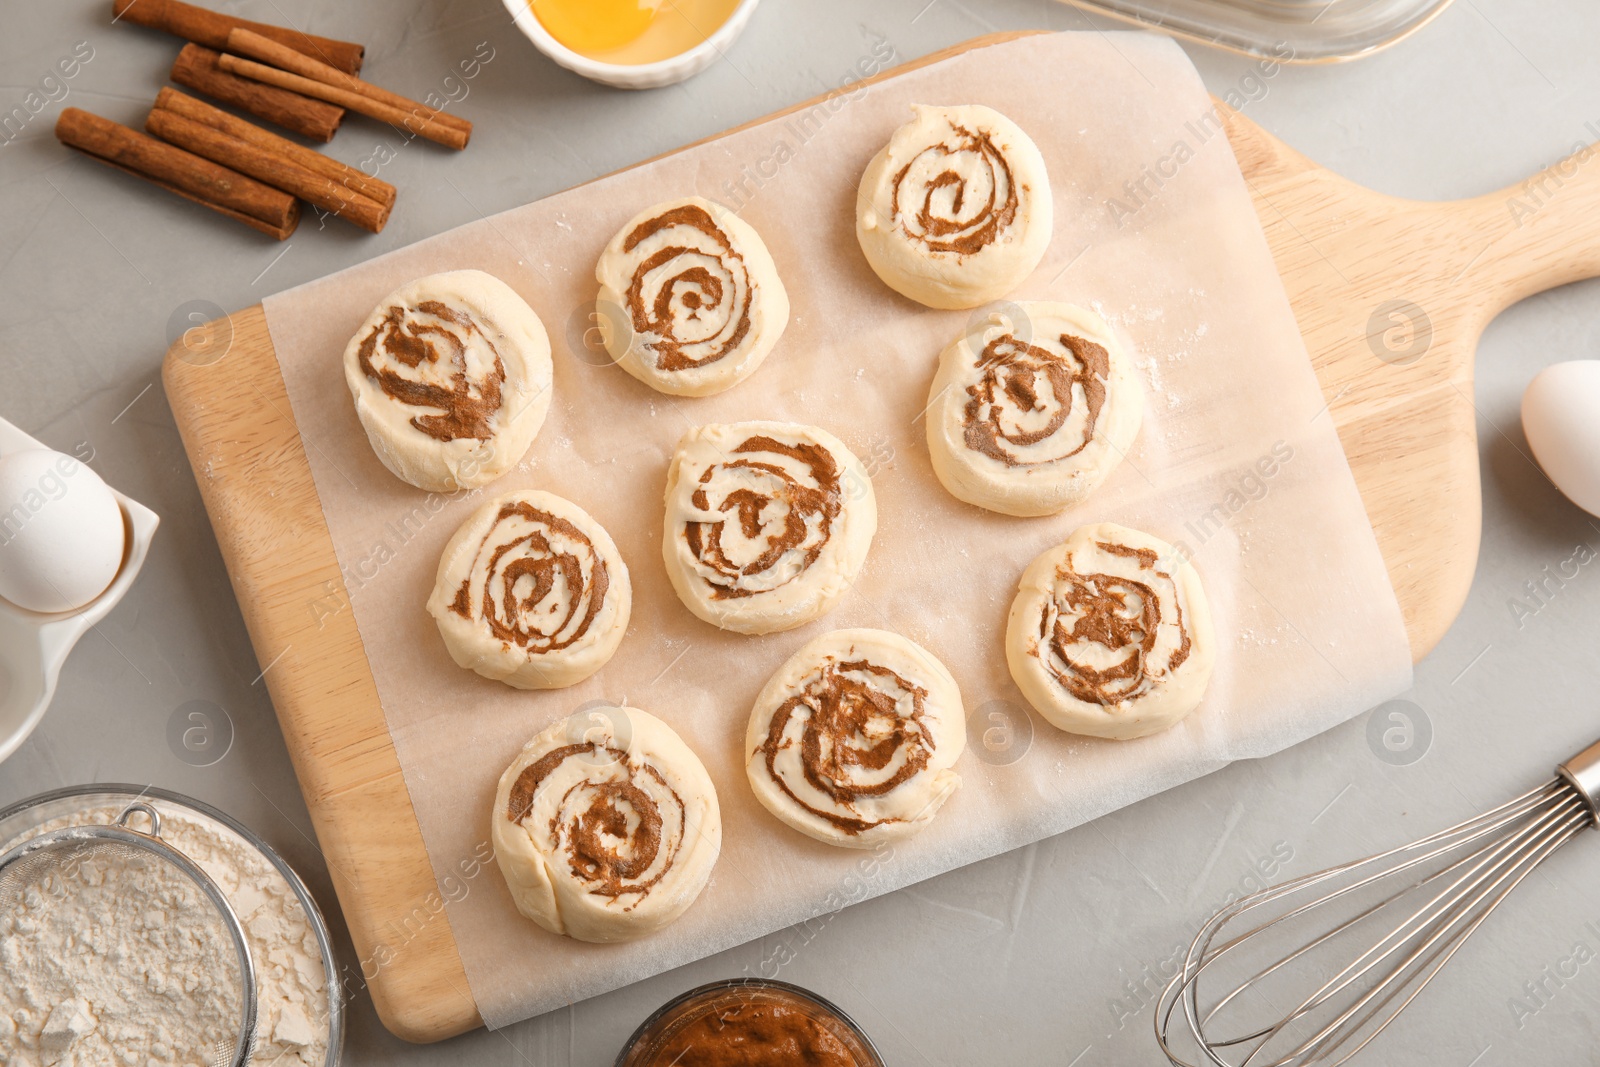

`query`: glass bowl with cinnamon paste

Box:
[615,979,885,1067]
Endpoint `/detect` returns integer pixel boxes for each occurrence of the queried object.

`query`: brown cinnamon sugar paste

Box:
[646,996,859,1066]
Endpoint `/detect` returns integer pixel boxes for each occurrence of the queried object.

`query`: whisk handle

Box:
[1557,738,1600,826]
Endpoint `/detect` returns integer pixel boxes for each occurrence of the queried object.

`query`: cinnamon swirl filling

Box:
[507,741,683,903]
[664,422,877,635]
[1036,541,1190,707]
[449,499,609,654]
[493,707,720,941]
[357,299,504,442]
[683,434,842,601]
[596,196,789,397]
[926,302,1140,517]
[428,489,630,690]
[622,203,752,373]
[756,657,936,837]
[890,123,1018,257]
[855,105,1052,310]
[746,629,964,846]
[1006,524,1214,740]
[963,329,1110,469]
[344,270,552,493]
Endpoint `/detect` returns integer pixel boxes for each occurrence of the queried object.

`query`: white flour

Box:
[0,802,330,1067]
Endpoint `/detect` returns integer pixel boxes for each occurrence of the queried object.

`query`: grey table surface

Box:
[3,1,1600,1064]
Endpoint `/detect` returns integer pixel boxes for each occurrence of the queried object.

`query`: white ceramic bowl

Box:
[0,417,159,765]
[501,0,762,89]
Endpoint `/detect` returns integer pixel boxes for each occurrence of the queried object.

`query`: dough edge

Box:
[661,421,878,635]
[594,196,791,397]
[342,269,552,492]
[425,488,632,690]
[926,302,1143,517]
[745,627,966,848]
[1005,522,1215,740]
[854,104,1054,310]
[491,706,722,942]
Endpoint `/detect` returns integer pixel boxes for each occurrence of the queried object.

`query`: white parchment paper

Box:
[260,32,1412,1027]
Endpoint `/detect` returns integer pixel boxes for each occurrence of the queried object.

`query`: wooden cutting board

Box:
[161,32,1600,1043]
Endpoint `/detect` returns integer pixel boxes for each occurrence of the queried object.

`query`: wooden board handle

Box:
[1467,140,1600,315]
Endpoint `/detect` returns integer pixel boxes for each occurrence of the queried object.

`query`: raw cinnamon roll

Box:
[594,196,789,397]
[343,269,552,492]
[746,628,964,848]
[855,104,1053,310]
[661,421,877,635]
[492,706,721,943]
[426,490,630,690]
[927,302,1142,516]
[1006,523,1215,740]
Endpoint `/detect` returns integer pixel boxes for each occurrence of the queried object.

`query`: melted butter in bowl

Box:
[504,0,761,89]
[530,0,658,53]
[532,0,744,65]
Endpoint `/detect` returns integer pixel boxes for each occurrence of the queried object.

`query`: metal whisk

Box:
[1155,738,1600,1066]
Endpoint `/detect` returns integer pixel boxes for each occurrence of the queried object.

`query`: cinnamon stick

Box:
[172,44,343,143]
[227,28,471,137]
[147,107,390,233]
[218,54,471,151]
[155,88,396,209]
[113,0,365,74]
[56,108,298,239]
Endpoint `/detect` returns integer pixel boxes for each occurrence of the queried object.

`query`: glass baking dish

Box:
[1064,0,1455,62]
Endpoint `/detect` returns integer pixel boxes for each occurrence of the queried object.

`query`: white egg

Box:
[1522,360,1600,518]
[0,449,126,614]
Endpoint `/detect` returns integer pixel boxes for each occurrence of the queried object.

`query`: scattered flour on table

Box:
[1137,355,1167,396]
[1237,627,1283,647]
[0,804,329,1067]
